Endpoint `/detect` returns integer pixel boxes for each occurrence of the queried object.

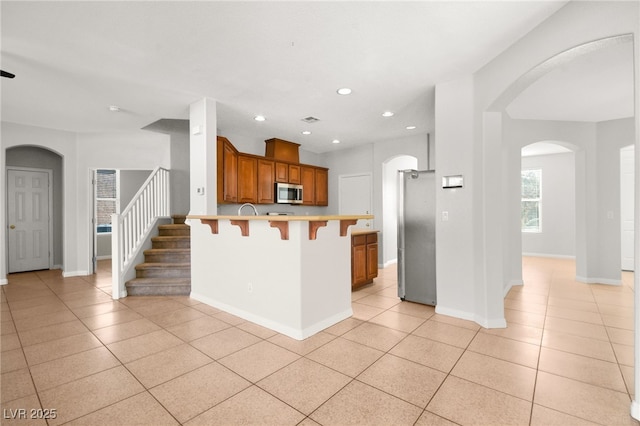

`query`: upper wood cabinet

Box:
[314,168,328,206]
[217,136,329,206]
[288,165,301,184]
[237,154,257,203]
[257,159,275,204]
[217,136,238,203]
[300,166,315,205]
[274,162,288,183]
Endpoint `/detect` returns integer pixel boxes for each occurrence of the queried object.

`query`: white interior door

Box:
[621,146,634,271]
[339,173,372,229]
[7,168,51,273]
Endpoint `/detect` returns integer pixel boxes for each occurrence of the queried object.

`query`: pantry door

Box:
[7,168,52,273]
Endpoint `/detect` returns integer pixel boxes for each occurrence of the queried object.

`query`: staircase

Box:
[125,215,191,296]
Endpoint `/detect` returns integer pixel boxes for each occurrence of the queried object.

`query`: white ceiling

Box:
[1,1,633,154]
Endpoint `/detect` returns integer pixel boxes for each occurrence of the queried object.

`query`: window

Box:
[521,169,541,232]
[96,170,117,233]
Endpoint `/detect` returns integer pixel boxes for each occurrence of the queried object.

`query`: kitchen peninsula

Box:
[187,214,373,340]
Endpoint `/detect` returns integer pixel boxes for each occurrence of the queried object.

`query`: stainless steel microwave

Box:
[275,182,303,204]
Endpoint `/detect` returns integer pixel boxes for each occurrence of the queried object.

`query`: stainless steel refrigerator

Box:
[397,169,436,305]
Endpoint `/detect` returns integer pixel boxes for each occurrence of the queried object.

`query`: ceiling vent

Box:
[301,116,320,124]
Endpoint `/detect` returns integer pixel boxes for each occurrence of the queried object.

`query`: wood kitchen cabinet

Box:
[288,164,301,184]
[300,166,315,205]
[257,159,275,204]
[274,163,301,185]
[351,231,378,289]
[275,162,288,183]
[217,136,238,203]
[314,168,328,206]
[217,136,329,206]
[237,154,257,203]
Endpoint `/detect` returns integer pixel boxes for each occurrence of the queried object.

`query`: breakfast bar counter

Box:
[187,214,373,340]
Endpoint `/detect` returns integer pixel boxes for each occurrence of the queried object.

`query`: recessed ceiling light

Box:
[382,111,394,117]
[332,139,341,144]
[336,88,352,95]
[405,125,417,130]
[109,105,120,112]
[254,115,266,122]
[301,131,312,135]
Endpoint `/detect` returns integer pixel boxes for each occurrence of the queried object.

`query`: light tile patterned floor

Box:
[1,257,638,425]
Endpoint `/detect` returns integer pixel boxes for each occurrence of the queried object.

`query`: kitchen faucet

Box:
[237,203,259,216]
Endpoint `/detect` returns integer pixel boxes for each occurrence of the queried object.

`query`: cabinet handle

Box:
[9,225,15,229]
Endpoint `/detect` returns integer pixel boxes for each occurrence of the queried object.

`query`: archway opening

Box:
[5,145,64,272]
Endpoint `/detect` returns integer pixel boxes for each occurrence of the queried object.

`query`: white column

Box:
[189,98,217,215]
[630,26,640,421]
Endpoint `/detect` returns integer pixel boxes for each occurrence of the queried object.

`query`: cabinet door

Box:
[237,155,257,203]
[289,165,301,184]
[352,243,367,287]
[300,166,315,205]
[217,138,238,203]
[315,168,328,206]
[366,243,378,281]
[275,162,289,183]
[257,159,275,204]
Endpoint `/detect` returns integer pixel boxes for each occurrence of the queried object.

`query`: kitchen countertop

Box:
[351,229,379,235]
[188,214,373,222]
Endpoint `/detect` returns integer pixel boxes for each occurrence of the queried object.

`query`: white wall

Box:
[76,131,170,274]
[382,155,418,265]
[435,0,639,327]
[322,133,429,266]
[521,152,575,258]
[1,121,171,280]
[434,76,479,323]
[1,122,79,279]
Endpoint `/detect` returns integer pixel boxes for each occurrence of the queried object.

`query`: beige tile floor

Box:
[1,257,638,425]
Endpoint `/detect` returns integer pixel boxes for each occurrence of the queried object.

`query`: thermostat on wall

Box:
[442,175,464,189]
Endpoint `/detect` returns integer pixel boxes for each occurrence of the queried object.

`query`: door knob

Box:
[9,225,15,229]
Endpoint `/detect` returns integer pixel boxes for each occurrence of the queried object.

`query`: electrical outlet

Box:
[441,211,449,221]
[247,283,253,293]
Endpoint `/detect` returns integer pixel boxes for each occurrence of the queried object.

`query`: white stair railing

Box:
[111,167,170,299]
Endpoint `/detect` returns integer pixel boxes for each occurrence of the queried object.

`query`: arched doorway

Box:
[5,145,64,272]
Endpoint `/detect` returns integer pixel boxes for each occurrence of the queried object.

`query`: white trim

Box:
[96,255,112,260]
[52,264,62,270]
[6,166,54,273]
[62,270,88,277]
[631,401,640,422]
[503,279,524,297]
[383,258,397,268]
[436,304,507,329]
[575,276,622,286]
[191,291,353,340]
[522,252,575,260]
[0,279,7,285]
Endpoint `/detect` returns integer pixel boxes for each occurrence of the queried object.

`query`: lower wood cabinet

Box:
[352,231,379,289]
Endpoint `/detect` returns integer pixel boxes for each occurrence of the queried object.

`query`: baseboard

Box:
[436,305,507,329]
[191,292,351,340]
[522,252,575,260]
[504,279,524,297]
[52,264,63,270]
[631,400,640,421]
[0,278,7,285]
[96,255,112,260]
[575,276,622,286]
[62,270,89,278]
[383,259,397,268]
